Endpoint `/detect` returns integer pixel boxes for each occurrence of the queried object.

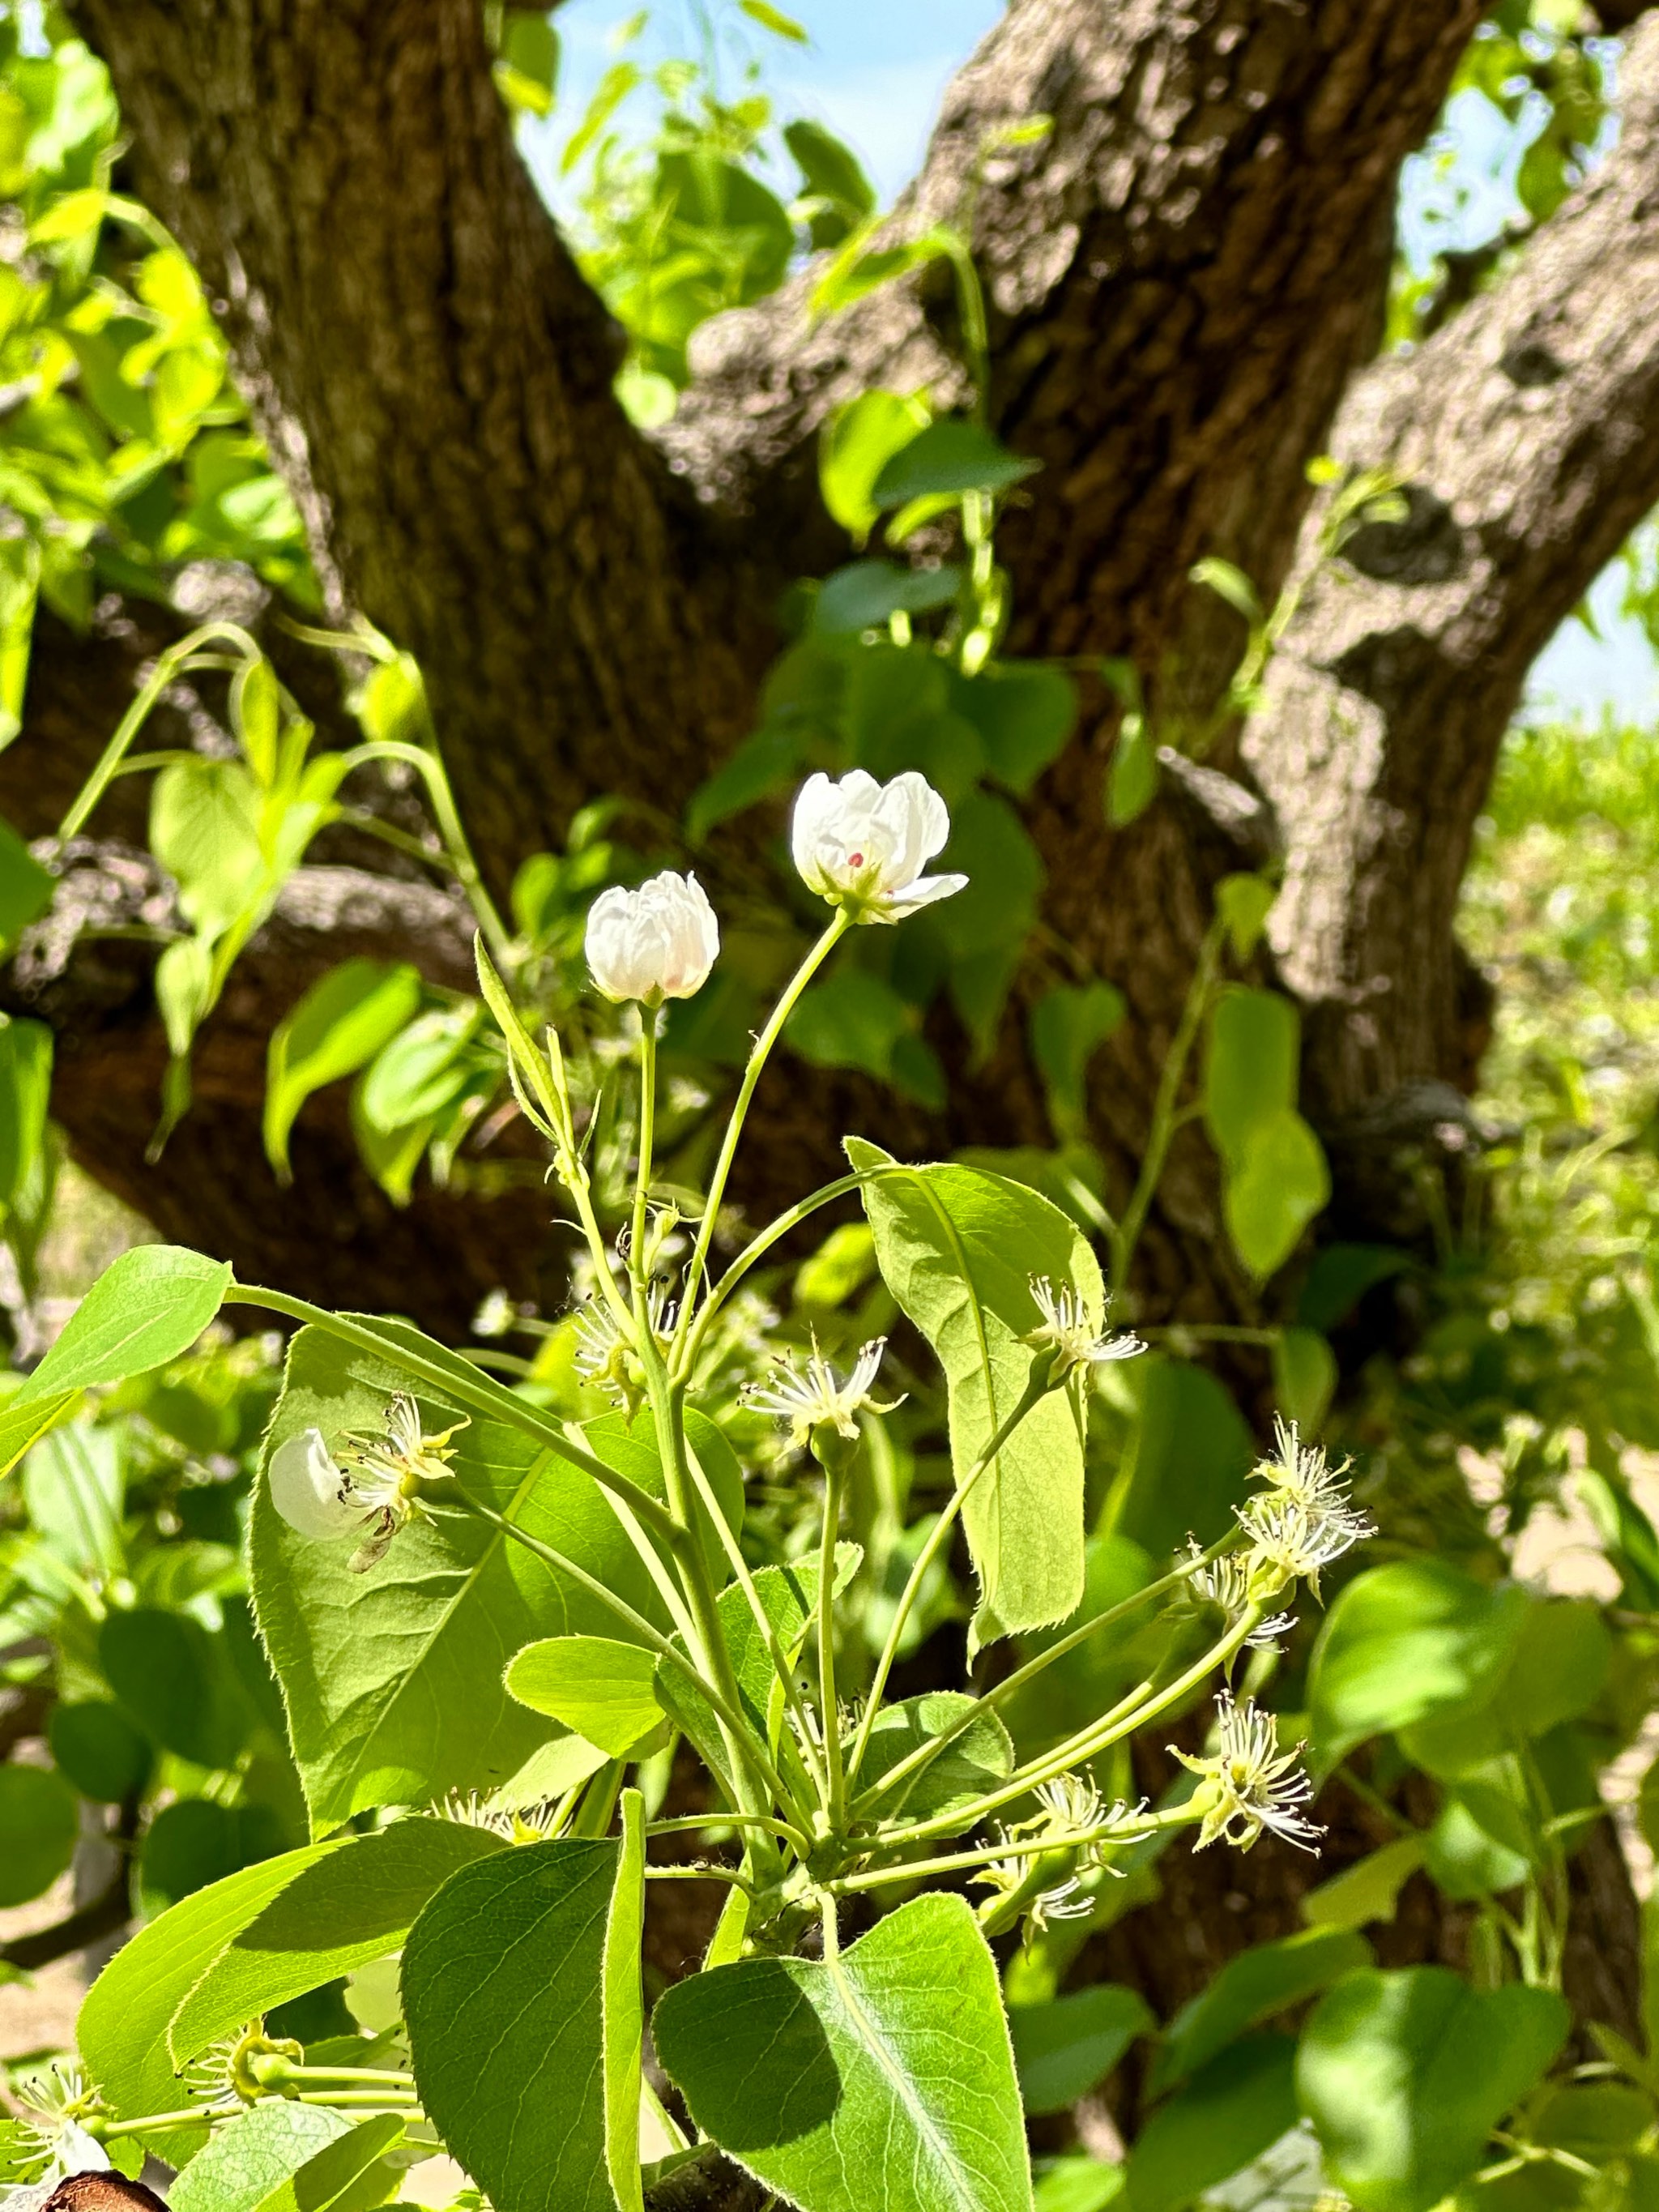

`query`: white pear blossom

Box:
[791,770,968,923]
[743,1336,899,1451]
[1175,1693,1320,1853]
[1026,1276,1145,1382]
[585,870,719,1003]
[268,1392,465,1572]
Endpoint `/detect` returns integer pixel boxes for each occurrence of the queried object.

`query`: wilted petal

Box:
[268,1427,357,1540]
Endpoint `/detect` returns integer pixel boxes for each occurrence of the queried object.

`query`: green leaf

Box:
[872,419,1040,508]
[1034,2159,1124,2212]
[151,757,266,929]
[1190,557,1262,625]
[169,2103,356,2212]
[1106,719,1157,826]
[685,725,803,844]
[403,1836,642,2212]
[1300,1838,1426,1933]
[1010,1986,1152,2116]
[358,1003,481,1134]
[1109,1356,1255,1561]
[953,663,1077,796]
[1223,1108,1330,1279]
[140,1799,287,1914]
[848,1140,1102,1649]
[168,1818,508,2070]
[1127,2035,1299,2212]
[1150,1928,1371,2092]
[1215,873,1277,960]
[23,1416,124,1575]
[605,1792,647,2212]
[1271,1327,1337,1432]
[740,0,808,41]
[1308,1561,1529,1763]
[0,1013,51,1209]
[820,392,931,542]
[100,1605,250,1769]
[0,1762,78,1905]
[1297,1968,1571,2212]
[49,1698,151,1802]
[853,1692,1013,1826]
[1204,988,1298,1164]
[252,1326,725,1827]
[79,1842,342,2159]
[788,968,915,1084]
[0,815,54,947]
[505,1635,666,1757]
[17,1244,232,1402]
[1421,1792,1530,1901]
[264,960,424,1181]
[1029,983,1124,1134]
[0,1386,79,1478]
[247,2115,404,2212]
[812,559,962,636]
[654,1891,1034,2212]
[232,655,281,785]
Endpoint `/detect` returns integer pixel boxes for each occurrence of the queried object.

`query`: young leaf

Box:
[1307,1560,1529,1763]
[232,655,281,785]
[819,391,931,542]
[0,816,55,948]
[740,0,807,40]
[853,1692,1014,1826]
[247,2113,406,2212]
[1126,2034,1298,2212]
[604,1791,648,2212]
[872,419,1041,508]
[79,1842,343,2160]
[100,1607,250,1770]
[1029,983,1124,1134]
[0,1386,79,1478]
[1009,1986,1153,2116]
[16,1244,232,1402]
[1149,1928,1371,2093]
[403,1837,641,2212]
[168,2103,356,2212]
[654,1892,1034,2212]
[848,1140,1100,1648]
[1297,1968,1570,2212]
[505,1635,666,1757]
[168,1818,508,2069]
[1300,1838,1426,1934]
[0,1764,78,1906]
[0,1014,51,1210]
[263,959,423,1181]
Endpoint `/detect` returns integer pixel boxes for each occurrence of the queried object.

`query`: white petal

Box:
[877,870,969,916]
[268,1428,358,1539]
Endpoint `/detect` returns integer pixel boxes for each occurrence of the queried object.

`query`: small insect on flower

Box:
[585,869,719,1005]
[267,1392,467,1572]
[743,1336,901,1452]
[791,769,968,923]
[1175,1693,1321,1853]
[1026,1276,1145,1385]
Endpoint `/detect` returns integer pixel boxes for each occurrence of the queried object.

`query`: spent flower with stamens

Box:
[791,769,967,923]
[972,1844,1094,1932]
[1175,1693,1321,1853]
[438,1790,565,1843]
[268,1392,467,1572]
[743,1336,900,1452]
[573,1283,676,1417]
[1026,1276,1145,1385]
[1184,1544,1295,1649]
[1235,1487,1373,1600]
[9,2062,108,2182]
[1256,1416,1363,1517]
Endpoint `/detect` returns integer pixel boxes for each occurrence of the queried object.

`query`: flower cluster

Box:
[1184,1543,1294,1650]
[579,770,968,1006]
[1232,1417,1374,1600]
[1175,1693,1320,1853]
[268,1392,467,1572]
[972,1771,1149,1933]
[573,1283,677,1418]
